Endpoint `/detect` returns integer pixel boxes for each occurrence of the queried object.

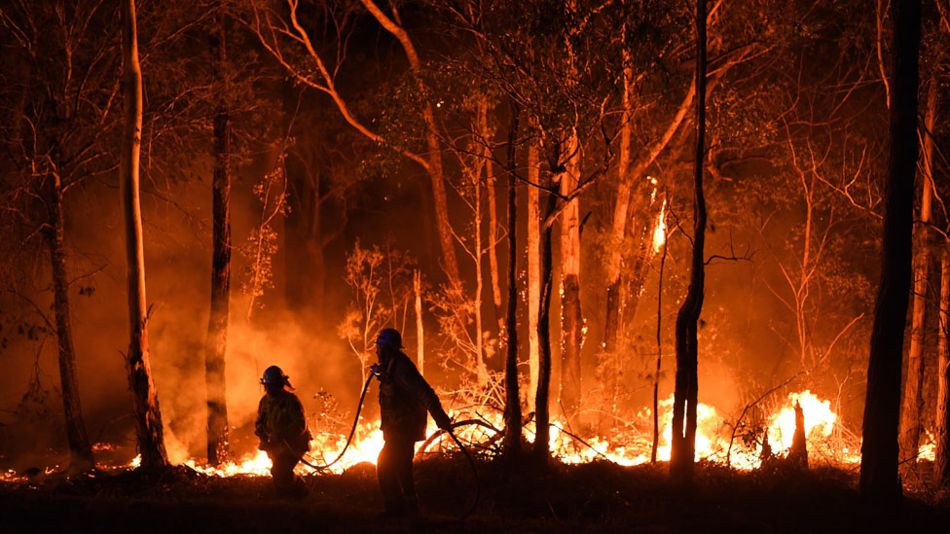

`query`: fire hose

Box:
[291,371,481,519]
[293,373,374,473]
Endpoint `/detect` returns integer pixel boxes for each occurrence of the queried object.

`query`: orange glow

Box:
[652,200,667,253]
[164,390,859,475]
[0,391,872,482]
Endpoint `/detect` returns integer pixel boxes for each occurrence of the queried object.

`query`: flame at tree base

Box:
[3,390,935,482]
[166,390,867,478]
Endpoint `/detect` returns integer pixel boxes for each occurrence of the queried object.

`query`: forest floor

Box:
[1,457,948,533]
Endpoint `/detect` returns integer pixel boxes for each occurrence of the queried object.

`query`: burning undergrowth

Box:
[0,387,881,484]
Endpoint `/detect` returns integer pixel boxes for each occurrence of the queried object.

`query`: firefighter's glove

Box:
[370,363,382,379]
[434,411,453,432]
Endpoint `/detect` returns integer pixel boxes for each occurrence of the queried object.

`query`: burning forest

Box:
[1,0,950,531]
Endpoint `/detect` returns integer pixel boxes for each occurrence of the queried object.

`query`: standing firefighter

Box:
[255,365,310,498]
[372,328,452,517]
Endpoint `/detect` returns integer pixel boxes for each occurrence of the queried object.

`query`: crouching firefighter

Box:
[255,365,311,498]
[372,328,452,517]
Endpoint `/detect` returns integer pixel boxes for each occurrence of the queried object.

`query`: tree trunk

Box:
[651,234,668,464]
[480,99,504,333]
[603,32,634,358]
[527,143,541,413]
[503,100,522,457]
[45,173,94,471]
[670,0,707,481]
[473,150,488,387]
[935,246,950,487]
[121,0,168,471]
[603,70,696,357]
[559,131,583,425]
[414,270,424,375]
[899,74,937,464]
[358,0,459,287]
[534,168,558,462]
[860,0,920,507]
[789,401,809,469]
[425,119,459,287]
[205,12,231,466]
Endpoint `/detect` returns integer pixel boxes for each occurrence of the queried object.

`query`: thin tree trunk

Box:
[45,173,94,471]
[414,270,424,375]
[503,100,522,457]
[480,99,503,332]
[121,0,168,471]
[670,0,707,480]
[860,0,921,507]
[603,31,634,358]
[527,143,541,413]
[651,233,668,464]
[205,11,231,466]
[899,74,937,464]
[534,168,558,462]
[474,153,488,387]
[559,131,583,424]
[935,246,950,486]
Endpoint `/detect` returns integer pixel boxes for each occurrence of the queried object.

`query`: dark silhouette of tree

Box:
[860,0,921,508]
[204,6,232,466]
[671,0,708,481]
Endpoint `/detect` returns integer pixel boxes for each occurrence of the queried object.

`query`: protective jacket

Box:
[255,389,310,454]
[378,351,449,441]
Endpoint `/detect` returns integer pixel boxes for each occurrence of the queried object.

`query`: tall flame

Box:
[652,199,667,253]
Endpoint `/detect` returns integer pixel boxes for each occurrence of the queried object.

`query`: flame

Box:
[168,390,857,476]
[652,200,667,253]
[0,390,872,483]
[184,450,273,477]
[919,431,936,462]
[767,390,836,452]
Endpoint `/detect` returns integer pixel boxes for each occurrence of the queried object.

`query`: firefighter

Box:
[255,365,311,498]
[372,328,452,517]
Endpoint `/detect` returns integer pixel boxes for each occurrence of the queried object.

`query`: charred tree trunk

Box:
[45,173,94,471]
[503,101,522,457]
[899,74,937,464]
[534,170,558,462]
[670,0,707,481]
[527,143,541,412]
[559,132,583,425]
[205,12,231,466]
[789,401,809,469]
[121,0,168,470]
[936,246,950,487]
[860,0,920,507]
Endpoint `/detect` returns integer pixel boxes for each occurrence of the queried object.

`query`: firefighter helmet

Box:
[261,365,288,387]
[375,328,403,350]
